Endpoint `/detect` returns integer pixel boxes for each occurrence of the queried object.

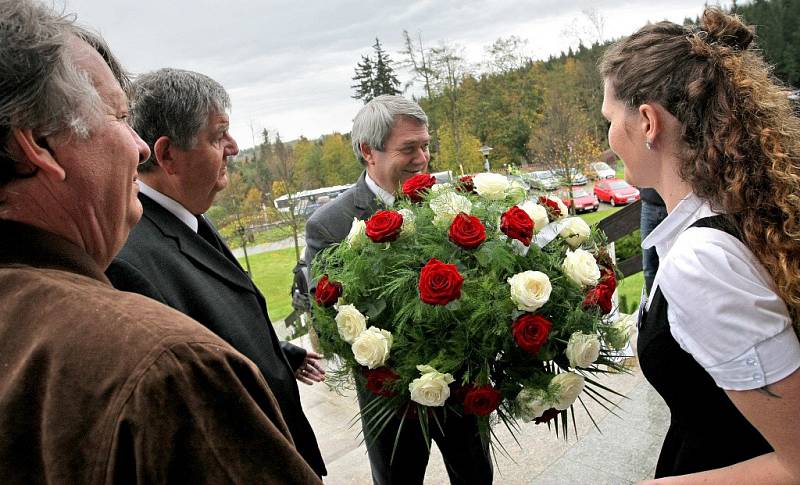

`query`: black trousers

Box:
[356,384,493,485]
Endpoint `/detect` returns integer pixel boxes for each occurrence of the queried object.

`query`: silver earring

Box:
[645,141,653,150]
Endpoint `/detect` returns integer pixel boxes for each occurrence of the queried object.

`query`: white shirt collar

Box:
[641,192,718,259]
[138,181,199,232]
[364,173,395,206]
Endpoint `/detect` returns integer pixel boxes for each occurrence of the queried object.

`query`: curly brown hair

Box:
[600,8,800,327]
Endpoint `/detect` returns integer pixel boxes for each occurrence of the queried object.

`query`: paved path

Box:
[291,334,669,485]
[231,235,305,259]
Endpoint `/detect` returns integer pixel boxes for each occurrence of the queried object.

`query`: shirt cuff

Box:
[706,326,800,391]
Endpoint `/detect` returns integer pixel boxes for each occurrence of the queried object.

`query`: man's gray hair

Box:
[351,95,428,165]
[0,0,127,186]
[131,68,231,172]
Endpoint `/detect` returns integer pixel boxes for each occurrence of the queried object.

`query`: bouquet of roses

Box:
[312,172,631,454]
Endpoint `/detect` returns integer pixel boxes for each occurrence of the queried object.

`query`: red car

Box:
[556,188,599,213]
[593,178,641,206]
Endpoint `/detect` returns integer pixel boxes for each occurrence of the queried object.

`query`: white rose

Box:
[346,217,367,249]
[351,327,393,369]
[606,314,634,350]
[430,182,452,193]
[565,332,601,368]
[335,304,367,344]
[473,173,510,200]
[408,364,455,407]
[429,191,472,226]
[559,217,591,249]
[518,200,549,233]
[551,372,585,410]
[562,248,601,287]
[508,271,552,312]
[516,387,550,422]
[397,208,416,235]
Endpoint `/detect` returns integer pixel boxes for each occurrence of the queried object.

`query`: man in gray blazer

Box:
[304,95,493,485]
[106,68,327,477]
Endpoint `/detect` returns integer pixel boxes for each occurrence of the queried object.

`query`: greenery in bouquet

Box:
[311,172,632,455]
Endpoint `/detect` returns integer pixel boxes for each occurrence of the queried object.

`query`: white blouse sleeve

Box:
[657,227,800,391]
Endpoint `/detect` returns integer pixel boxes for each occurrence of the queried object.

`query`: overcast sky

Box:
[60,0,731,150]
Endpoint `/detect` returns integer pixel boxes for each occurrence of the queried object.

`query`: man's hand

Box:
[295,351,326,385]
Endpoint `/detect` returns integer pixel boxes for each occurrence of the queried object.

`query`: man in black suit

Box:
[304,95,492,485]
[106,68,326,478]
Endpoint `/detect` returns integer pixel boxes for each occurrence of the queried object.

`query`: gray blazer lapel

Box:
[353,170,384,219]
[139,195,256,294]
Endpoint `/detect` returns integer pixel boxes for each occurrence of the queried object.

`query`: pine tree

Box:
[372,38,401,98]
[351,38,401,103]
[351,54,375,102]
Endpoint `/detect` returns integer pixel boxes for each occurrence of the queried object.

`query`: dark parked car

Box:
[556,188,599,213]
[593,178,641,206]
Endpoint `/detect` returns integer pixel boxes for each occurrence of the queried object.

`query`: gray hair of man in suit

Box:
[0,0,129,187]
[132,68,231,173]
[351,95,428,166]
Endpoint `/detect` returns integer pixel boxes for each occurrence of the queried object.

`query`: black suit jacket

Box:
[107,193,326,476]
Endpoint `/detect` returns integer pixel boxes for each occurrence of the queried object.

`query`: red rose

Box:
[500,206,534,246]
[365,210,403,243]
[418,258,464,305]
[583,283,613,315]
[534,407,560,424]
[463,385,503,416]
[538,195,565,217]
[512,314,552,355]
[402,173,436,202]
[315,274,342,307]
[365,367,400,397]
[449,212,486,249]
[456,175,475,193]
[600,267,616,293]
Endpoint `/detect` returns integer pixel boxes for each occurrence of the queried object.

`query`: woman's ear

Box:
[10,128,65,181]
[638,103,661,147]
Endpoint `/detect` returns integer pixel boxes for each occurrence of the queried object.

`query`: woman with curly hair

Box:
[600,7,800,483]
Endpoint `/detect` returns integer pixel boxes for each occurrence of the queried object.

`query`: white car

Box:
[589,162,616,179]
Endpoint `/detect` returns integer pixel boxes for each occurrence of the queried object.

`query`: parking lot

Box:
[531,178,637,215]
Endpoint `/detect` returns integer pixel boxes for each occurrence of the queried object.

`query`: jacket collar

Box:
[353,170,384,215]
[0,219,110,284]
[139,194,256,294]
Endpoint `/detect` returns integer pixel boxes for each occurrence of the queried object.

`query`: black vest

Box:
[638,215,772,477]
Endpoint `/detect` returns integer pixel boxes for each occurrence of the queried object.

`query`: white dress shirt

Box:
[138,181,198,233]
[364,173,395,207]
[642,192,800,390]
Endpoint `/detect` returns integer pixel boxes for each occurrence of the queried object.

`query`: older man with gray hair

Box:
[106,68,327,477]
[304,95,493,484]
[0,1,321,483]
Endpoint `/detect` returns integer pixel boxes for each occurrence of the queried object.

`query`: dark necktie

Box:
[196,215,225,253]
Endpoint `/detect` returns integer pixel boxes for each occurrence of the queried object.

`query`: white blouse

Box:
[642,193,800,391]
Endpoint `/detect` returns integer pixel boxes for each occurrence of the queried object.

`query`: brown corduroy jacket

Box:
[0,220,322,484]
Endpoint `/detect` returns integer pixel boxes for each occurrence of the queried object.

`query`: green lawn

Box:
[616,270,643,315]
[578,206,621,225]
[239,247,298,322]
[243,208,644,322]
